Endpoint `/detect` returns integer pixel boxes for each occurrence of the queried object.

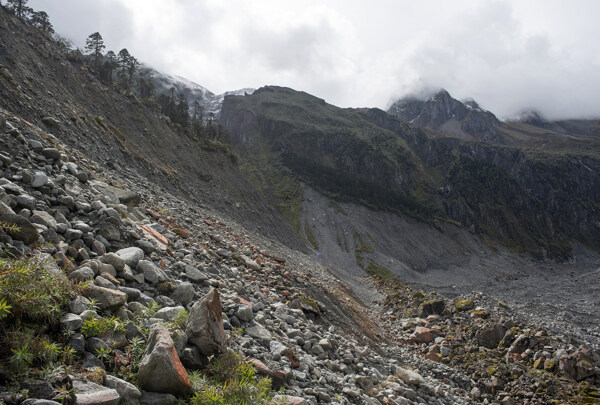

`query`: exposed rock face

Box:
[185,288,227,356]
[388,89,503,142]
[137,324,192,396]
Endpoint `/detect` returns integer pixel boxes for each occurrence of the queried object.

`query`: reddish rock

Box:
[413,326,435,343]
[250,359,289,390]
[424,352,442,362]
[137,324,192,396]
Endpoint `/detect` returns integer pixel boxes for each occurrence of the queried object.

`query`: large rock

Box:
[476,323,507,349]
[30,211,58,230]
[171,281,194,306]
[85,285,127,311]
[245,322,272,342]
[116,247,144,268]
[396,367,424,386]
[31,171,48,188]
[185,288,227,356]
[137,260,168,284]
[72,379,120,405]
[419,299,445,317]
[0,214,39,245]
[104,375,141,404]
[102,253,125,272]
[137,324,192,396]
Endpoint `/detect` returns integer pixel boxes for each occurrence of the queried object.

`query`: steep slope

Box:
[221,86,600,260]
[388,89,503,142]
[0,7,302,250]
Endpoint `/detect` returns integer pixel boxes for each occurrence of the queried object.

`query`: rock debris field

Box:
[0,112,599,404]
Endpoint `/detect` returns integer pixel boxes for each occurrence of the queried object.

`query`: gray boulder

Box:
[116,247,144,268]
[137,324,192,396]
[72,379,119,405]
[185,288,227,356]
[85,285,127,311]
[104,375,141,404]
[137,260,168,284]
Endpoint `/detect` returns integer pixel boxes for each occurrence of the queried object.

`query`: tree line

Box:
[83,31,229,144]
[3,0,54,33]
[3,0,233,149]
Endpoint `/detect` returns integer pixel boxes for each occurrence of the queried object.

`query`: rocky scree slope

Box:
[0,7,302,252]
[221,86,600,260]
[0,112,486,405]
[1,116,598,404]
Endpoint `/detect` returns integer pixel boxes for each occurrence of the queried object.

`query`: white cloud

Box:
[28,0,600,119]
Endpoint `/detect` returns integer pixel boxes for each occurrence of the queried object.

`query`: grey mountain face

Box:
[388,89,503,142]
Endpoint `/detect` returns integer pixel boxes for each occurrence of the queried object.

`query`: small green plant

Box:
[41,362,67,383]
[166,309,189,333]
[9,344,33,372]
[0,220,20,233]
[62,345,76,365]
[54,383,75,405]
[94,346,113,367]
[0,298,11,320]
[191,350,273,404]
[87,298,99,312]
[142,301,161,318]
[81,315,126,338]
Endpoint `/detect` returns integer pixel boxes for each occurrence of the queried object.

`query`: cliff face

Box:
[222,88,600,260]
[388,89,503,142]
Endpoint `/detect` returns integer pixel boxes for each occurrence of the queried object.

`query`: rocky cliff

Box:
[222,87,600,260]
[388,89,504,142]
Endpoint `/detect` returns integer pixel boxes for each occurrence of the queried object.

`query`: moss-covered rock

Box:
[455,299,475,312]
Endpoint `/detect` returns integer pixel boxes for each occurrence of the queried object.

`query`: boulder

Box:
[171,281,194,306]
[419,299,445,317]
[31,171,48,188]
[137,260,168,284]
[41,148,61,161]
[185,288,227,356]
[104,375,141,404]
[137,324,192,396]
[29,211,57,230]
[85,285,127,311]
[245,322,272,342]
[102,253,125,272]
[116,247,144,268]
[72,379,119,405]
[0,214,39,245]
[396,367,424,386]
[476,323,507,349]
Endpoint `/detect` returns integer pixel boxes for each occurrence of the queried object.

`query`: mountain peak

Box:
[388,89,502,142]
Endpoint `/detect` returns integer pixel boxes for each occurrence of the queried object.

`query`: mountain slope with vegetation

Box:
[0,5,303,251]
[222,87,600,260]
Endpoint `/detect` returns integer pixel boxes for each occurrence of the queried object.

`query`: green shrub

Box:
[81,315,126,338]
[0,256,83,324]
[190,350,273,405]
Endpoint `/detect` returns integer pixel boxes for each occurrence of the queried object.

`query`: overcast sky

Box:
[28,0,600,119]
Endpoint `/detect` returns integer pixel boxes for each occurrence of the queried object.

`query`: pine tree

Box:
[7,0,28,20]
[126,55,139,91]
[85,32,105,72]
[116,48,131,88]
[30,11,53,33]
